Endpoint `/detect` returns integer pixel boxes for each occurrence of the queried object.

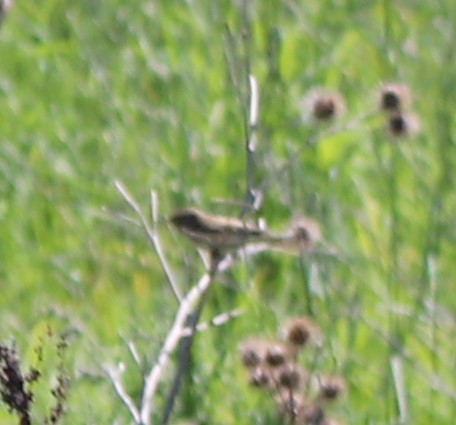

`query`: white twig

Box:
[180,308,244,337]
[139,255,234,425]
[119,334,142,368]
[391,355,408,424]
[244,74,262,212]
[103,363,141,423]
[248,74,259,131]
[114,180,182,301]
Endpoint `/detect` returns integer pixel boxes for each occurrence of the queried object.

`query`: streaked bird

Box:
[169,207,321,257]
[169,207,265,252]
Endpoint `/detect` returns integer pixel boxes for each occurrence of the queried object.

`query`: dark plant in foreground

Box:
[0,331,70,425]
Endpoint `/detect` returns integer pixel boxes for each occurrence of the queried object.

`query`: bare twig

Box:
[160,299,206,425]
[140,256,233,425]
[114,181,182,302]
[391,355,408,424]
[244,75,262,212]
[119,334,142,369]
[180,308,244,337]
[103,363,141,423]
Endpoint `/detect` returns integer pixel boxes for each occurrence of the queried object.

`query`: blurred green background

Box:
[0,0,455,424]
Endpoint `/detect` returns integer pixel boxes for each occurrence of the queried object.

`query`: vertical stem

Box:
[245,75,260,211]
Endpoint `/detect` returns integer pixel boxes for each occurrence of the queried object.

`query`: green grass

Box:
[0,0,455,424]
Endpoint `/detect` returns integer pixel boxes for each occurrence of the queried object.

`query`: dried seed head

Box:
[276,392,307,419]
[291,218,322,250]
[265,343,290,367]
[276,218,322,255]
[379,83,411,112]
[318,376,346,401]
[283,317,319,348]
[299,404,326,425]
[276,364,307,390]
[387,112,420,138]
[302,88,346,122]
[239,339,268,368]
[248,366,270,388]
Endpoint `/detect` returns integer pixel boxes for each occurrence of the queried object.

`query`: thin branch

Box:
[390,355,408,424]
[148,190,182,301]
[114,180,142,215]
[139,255,234,425]
[119,334,142,369]
[114,180,182,302]
[248,75,259,139]
[160,298,206,425]
[244,75,262,213]
[180,308,244,337]
[103,363,141,423]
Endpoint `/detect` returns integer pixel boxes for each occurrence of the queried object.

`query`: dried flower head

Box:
[283,317,319,348]
[318,375,346,401]
[276,364,307,390]
[302,88,346,122]
[275,218,322,255]
[248,366,270,388]
[265,343,290,367]
[387,112,420,138]
[239,339,268,368]
[379,83,411,112]
[299,404,326,425]
[291,218,322,250]
[276,392,307,419]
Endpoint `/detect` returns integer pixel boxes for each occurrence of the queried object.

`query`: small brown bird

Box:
[170,207,321,257]
[169,207,265,252]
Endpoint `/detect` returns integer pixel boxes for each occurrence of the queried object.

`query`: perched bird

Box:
[169,207,265,253]
[169,207,321,257]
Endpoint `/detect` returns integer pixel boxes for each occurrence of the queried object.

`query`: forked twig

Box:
[114,181,182,302]
[180,308,244,337]
[140,256,233,425]
[103,363,140,423]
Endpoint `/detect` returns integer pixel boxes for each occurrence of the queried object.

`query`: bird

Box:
[169,207,321,258]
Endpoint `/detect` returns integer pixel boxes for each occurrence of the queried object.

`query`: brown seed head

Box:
[283,317,319,348]
[292,218,322,250]
[276,364,307,390]
[265,343,290,367]
[379,83,411,112]
[318,375,346,401]
[299,404,326,425]
[387,112,420,138]
[248,366,270,388]
[239,339,268,368]
[275,392,307,419]
[302,88,346,122]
